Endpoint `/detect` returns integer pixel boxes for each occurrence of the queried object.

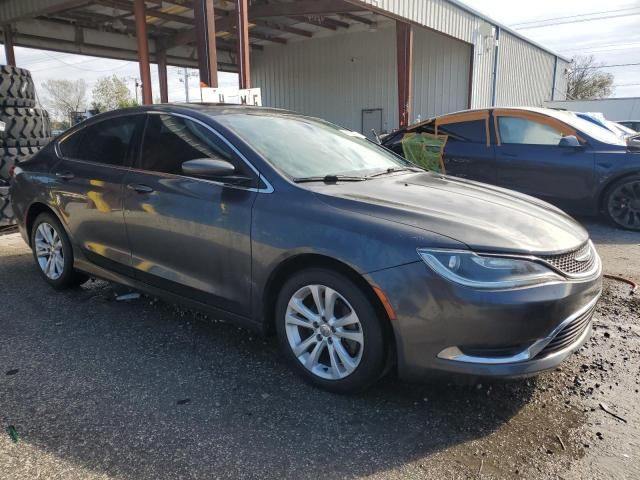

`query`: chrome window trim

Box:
[437,291,601,365]
[54,109,274,194]
[145,111,274,194]
[54,112,146,169]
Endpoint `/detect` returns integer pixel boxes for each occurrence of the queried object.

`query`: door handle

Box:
[503,153,518,158]
[127,183,154,193]
[55,171,74,180]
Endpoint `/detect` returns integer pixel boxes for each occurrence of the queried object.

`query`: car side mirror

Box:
[558,135,582,148]
[182,158,236,178]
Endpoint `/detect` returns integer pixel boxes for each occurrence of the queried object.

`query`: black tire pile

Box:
[1,65,52,227]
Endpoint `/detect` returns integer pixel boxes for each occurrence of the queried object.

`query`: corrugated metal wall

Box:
[495,31,555,106]
[412,26,471,119]
[252,24,471,132]
[554,59,569,101]
[353,0,566,108]
[251,27,399,132]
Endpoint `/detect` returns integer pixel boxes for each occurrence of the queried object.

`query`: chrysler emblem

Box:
[574,249,591,262]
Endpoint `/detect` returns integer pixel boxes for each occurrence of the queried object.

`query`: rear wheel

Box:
[275,268,387,393]
[30,212,87,289]
[605,175,640,231]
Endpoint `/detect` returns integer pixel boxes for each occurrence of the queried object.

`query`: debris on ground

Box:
[6,425,18,443]
[599,402,628,423]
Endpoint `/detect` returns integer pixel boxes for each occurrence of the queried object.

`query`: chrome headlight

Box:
[417,248,563,289]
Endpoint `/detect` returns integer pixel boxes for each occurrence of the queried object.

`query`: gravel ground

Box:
[0,219,638,479]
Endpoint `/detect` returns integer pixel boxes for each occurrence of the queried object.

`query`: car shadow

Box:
[0,252,538,478]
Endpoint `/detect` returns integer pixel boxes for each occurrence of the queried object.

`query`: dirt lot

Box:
[0,219,638,479]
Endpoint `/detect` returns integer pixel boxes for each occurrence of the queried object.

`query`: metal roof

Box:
[445,0,571,62]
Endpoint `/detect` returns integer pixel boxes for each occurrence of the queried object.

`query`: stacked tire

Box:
[1,65,52,227]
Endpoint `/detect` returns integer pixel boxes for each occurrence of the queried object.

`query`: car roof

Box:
[99,103,294,118]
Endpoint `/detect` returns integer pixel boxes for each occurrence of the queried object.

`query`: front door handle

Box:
[127,183,154,194]
[55,171,74,180]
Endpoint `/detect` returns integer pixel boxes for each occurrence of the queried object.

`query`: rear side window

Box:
[61,115,142,165]
[139,114,237,175]
[437,120,487,143]
[498,117,563,145]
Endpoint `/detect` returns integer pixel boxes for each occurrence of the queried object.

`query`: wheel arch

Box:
[25,202,60,246]
[261,253,395,342]
[598,170,640,213]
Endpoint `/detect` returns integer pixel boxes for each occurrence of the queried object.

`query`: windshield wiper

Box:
[366,167,420,178]
[293,174,367,183]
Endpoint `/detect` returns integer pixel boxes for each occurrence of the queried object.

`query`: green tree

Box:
[567,55,614,100]
[91,75,138,112]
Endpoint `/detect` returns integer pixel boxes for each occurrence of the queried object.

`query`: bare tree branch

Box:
[567,55,614,100]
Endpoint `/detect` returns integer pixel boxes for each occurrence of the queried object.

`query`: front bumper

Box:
[367,261,602,380]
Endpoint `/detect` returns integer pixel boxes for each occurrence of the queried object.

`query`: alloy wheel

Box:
[608,180,640,230]
[34,222,64,280]
[284,284,364,380]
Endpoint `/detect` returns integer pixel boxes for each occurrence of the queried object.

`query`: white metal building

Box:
[546,97,640,122]
[251,0,570,134]
[0,0,569,136]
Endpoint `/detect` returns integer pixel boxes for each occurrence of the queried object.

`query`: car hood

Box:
[310,172,588,255]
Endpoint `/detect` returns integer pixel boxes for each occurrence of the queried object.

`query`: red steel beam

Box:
[396,21,413,129]
[133,0,153,104]
[236,0,251,89]
[2,25,16,66]
[193,0,219,88]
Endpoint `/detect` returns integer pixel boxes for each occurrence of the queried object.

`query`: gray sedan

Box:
[9,104,602,392]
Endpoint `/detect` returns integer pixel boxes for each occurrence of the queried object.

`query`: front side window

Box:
[61,115,141,165]
[437,120,487,143]
[498,116,563,146]
[214,113,411,179]
[139,114,237,175]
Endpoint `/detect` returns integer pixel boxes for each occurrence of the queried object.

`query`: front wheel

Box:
[275,268,387,393]
[30,212,88,289]
[605,175,640,231]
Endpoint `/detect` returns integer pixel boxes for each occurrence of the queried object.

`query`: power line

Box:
[573,62,640,69]
[514,12,640,29]
[511,7,640,26]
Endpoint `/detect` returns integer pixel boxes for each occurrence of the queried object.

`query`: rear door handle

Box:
[502,153,518,158]
[127,183,154,194]
[55,171,74,180]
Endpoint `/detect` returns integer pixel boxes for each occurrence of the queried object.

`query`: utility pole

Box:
[184,67,189,102]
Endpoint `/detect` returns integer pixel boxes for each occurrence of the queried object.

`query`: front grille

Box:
[536,303,596,358]
[539,242,597,277]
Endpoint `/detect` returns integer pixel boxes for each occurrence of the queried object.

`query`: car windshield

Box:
[214,113,412,179]
[552,111,627,145]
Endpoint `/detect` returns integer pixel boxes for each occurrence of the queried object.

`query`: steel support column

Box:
[194,0,219,88]
[491,26,500,107]
[157,43,169,103]
[2,24,16,66]
[396,21,413,129]
[133,0,153,104]
[236,0,251,89]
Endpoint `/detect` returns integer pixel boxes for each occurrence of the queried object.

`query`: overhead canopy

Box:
[0,0,383,71]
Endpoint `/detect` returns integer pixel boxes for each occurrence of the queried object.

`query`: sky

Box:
[1,0,639,111]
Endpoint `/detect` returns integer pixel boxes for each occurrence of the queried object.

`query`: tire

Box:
[0,65,36,108]
[0,146,40,182]
[30,212,88,289]
[0,107,51,147]
[604,175,640,231]
[275,268,387,393]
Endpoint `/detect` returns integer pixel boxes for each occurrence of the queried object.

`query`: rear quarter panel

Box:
[9,144,58,242]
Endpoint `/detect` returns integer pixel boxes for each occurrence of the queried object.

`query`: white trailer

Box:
[545,97,640,122]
